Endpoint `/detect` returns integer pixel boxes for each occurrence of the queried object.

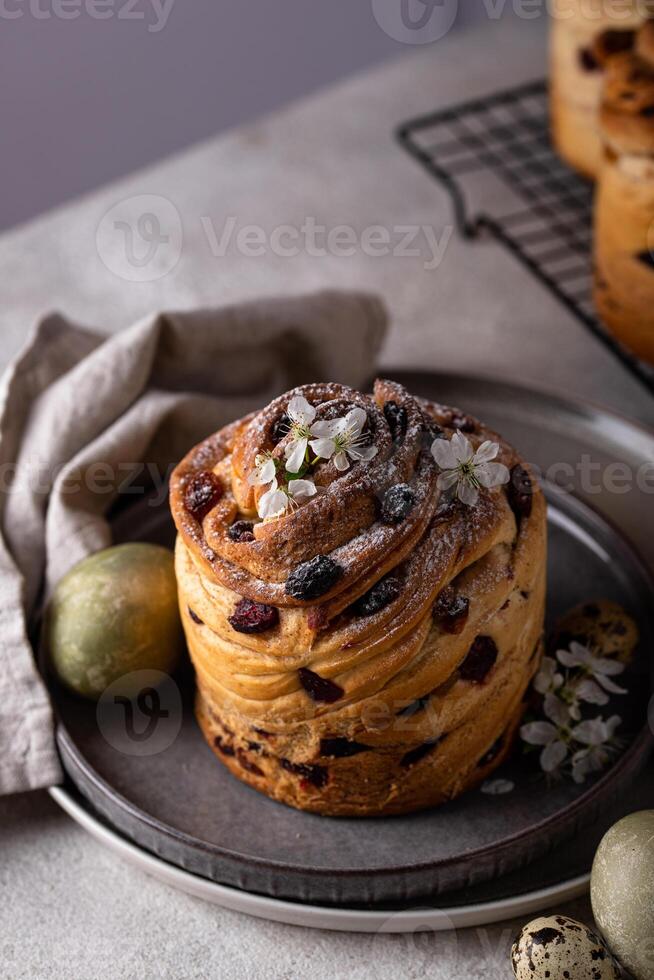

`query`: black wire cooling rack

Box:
[396,79,654,397]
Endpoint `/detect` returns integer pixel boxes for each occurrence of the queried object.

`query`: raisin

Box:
[214,735,235,757]
[237,751,263,776]
[351,576,400,616]
[298,667,344,703]
[228,520,255,543]
[478,734,504,768]
[271,413,291,443]
[640,105,654,117]
[319,737,371,758]
[383,400,407,444]
[637,250,654,269]
[285,555,343,600]
[184,470,223,519]
[228,598,279,634]
[579,46,600,71]
[422,420,444,450]
[506,464,533,522]
[450,412,477,433]
[188,607,204,625]
[459,635,498,683]
[400,739,441,767]
[596,28,635,58]
[280,758,328,789]
[253,727,272,738]
[381,484,415,524]
[433,587,470,634]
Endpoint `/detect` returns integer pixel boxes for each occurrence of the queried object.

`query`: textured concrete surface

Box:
[0,15,651,980]
[0,790,593,980]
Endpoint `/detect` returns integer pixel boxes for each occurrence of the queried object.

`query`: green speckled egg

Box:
[591,810,654,980]
[47,543,183,699]
[511,915,621,979]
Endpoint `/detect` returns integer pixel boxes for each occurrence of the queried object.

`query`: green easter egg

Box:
[591,810,654,980]
[47,543,183,699]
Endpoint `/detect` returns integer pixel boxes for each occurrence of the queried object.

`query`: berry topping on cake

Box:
[228,520,256,542]
[228,598,279,634]
[184,470,223,519]
[351,575,400,616]
[298,667,344,703]
[285,555,343,600]
[380,484,415,524]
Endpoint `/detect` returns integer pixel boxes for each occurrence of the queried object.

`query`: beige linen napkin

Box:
[0,290,387,795]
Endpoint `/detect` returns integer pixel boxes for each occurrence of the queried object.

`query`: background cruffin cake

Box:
[170,379,547,817]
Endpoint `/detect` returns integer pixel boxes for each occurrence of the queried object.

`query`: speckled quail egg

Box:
[511,915,621,980]
[592,810,654,980]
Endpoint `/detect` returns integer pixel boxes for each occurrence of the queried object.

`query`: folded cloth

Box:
[0,290,387,795]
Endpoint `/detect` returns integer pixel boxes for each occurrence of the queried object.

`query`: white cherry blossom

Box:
[284,395,317,473]
[256,477,316,520]
[309,407,378,472]
[556,642,627,700]
[533,656,564,696]
[520,693,572,775]
[431,432,509,506]
[248,452,277,487]
[570,715,621,784]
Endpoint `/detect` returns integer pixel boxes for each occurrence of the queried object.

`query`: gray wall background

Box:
[0,1,524,231]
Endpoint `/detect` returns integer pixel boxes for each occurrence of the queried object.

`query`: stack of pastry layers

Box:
[170,380,546,817]
[551,3,654,365]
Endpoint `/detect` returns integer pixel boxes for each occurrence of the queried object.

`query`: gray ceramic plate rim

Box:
[48,785,591,932]
[51,370,654,887]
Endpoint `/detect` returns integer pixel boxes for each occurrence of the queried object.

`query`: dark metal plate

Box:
[50,372,654,907]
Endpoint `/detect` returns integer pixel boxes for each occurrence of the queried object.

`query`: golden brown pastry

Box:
[170,380,547,816]
[550,0,647,178]
[594,20,654,364]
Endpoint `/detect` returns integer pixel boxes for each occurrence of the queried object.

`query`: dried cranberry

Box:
[237,751,264,776]
[351,576,400,616]
[188,607,204,625]
[184,470,223,519]
[400,739,441,767]
[228,519,256,543]
[285,555,343,600]
[271,413,291,443]
[506,464,533,522]
[298,667,344,703]
[319,737,371,758]
[459,635,498,683]
[450,412,477,433]
[384,400,407,445]
[578,46,599,71]
[597,28,635,58]
[381,484,415,524]
[280,757,328,788]
[433,587,470,634]
[307,606,328,631]
[228,598,279,634]
[637,250,654,269]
